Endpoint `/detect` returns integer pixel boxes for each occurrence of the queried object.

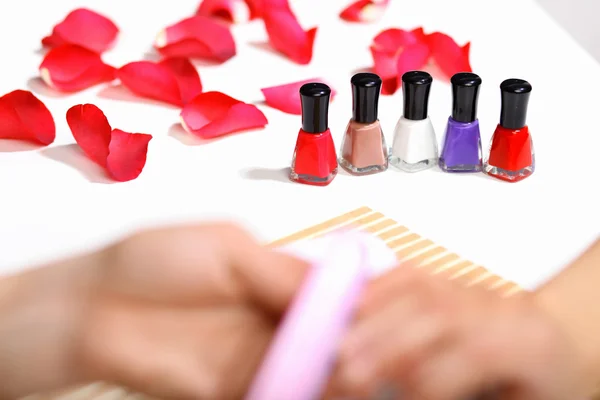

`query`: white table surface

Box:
[0,0,598,289]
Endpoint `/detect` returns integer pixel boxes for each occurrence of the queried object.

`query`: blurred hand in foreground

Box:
[0,223,308,400]
[326,265,587,400]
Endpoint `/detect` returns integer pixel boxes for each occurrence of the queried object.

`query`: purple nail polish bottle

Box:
[439,72,483,173]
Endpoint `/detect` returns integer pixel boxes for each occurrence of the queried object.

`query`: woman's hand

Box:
[0,223,308,400]
[327,266,587,400]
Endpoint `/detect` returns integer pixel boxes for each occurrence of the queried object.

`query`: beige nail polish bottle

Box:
[339,73,388,175]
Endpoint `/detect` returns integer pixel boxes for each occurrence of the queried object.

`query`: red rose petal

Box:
[180,91,268,139]
[66,104,112,167]
[370,27,430,95]
[196,0,250,23]
[42,8,119,54]
[370,27,427,77]
[155,15,236,62]
[426,32,472,80]
[261,78,336,115]
[66,104,152,182]
[245,0,264,19]
[372,27,426,55]
[107,129,152,182]
[117,58,202,107]
[0,90,55,145]
[159,58,203,105]
[340,0,390,23]
[262,3,317,65]
[39,44,116,92]
[117,62,182,106]
[381,42,430,95]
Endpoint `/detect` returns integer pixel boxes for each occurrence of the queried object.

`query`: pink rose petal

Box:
[340,0,390,23]
[155,15,236,62]
[181,91,268,139]
[42,8,119,53]
[39,44,116,92]
[426,32,472,80]
[117,58,202,106]
[262,1,317,65]
[66,104,152,181]
[261,78,336,115]
[196,0,251,23]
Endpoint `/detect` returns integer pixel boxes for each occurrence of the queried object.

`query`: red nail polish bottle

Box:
[484,79,535,183]
[290,83,338,186]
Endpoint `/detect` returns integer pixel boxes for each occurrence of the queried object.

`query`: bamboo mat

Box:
[27,206,523,400]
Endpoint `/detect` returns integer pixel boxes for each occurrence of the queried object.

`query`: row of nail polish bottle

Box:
[289,75,388,186]
[289,72,534,186]
[440,73,535,182]
[391,71,535,182]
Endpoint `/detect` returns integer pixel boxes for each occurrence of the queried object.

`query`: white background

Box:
[538,0,600,62]
[0,0,598,289]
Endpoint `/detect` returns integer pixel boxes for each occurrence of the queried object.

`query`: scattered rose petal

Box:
[66,104,152,182]
[426,32,472,80]
[262,1,317,65]
[42,8,119,54]
[67,103,111,166]
[245,0,264,19]
[196,0,250,23]
[369,27,430,95]
[107,129,153,182]
[373,45,430,95]
[154,15,236,62]
[39,44,116,92]
[340,0,390,23]
[159,58,203,104]
[369,28,473,94]
[261,78,336,115]
[117,58,202,107]
[0,90,55,145]
[180,92,268,139]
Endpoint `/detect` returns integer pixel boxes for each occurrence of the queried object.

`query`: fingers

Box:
[355,264,421,316]
[330,263,580,400]
[230,243,310,315]
[329,290,456,397]
[205,222,311,315]
[109,222,309,313]
[328,266,497,399]
[356,264,453,319]
[409,344,496,400]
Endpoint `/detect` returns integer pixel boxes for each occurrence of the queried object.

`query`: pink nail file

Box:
[245,232,369,400]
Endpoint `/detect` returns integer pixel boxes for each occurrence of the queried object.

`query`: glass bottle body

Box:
[339,120,388,175]
[389,116,438,172]
[439,117,482,173]
[290,128,338,186]
[484,124,535,183]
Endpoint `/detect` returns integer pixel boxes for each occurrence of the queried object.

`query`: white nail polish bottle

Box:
[389,71,438,172]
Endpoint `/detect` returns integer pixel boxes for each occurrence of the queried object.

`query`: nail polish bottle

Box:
[439,72,483,173]
[290,83,338,186]
[389,71,438,172]
[339,73,388,175]
[484,79,534,182]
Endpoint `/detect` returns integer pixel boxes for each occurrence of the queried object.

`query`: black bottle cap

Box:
[451,72,482,123]
[300,83,331,133]
[351,73,382,124]
[402,71,433,121]
[499,79,532,130]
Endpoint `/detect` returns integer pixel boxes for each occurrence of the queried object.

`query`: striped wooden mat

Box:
[271,206,522,297]
[28,206,522,400]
